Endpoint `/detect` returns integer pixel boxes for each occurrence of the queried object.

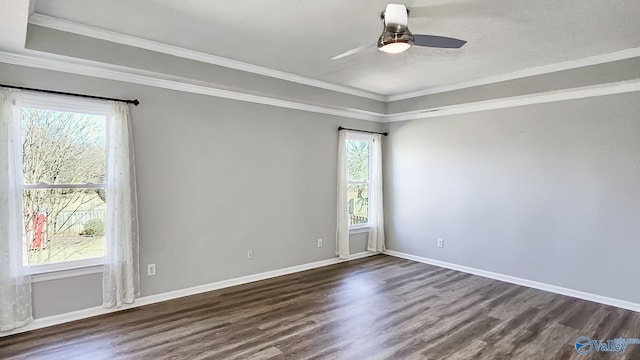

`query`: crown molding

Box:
[0,49,384,122]
[1,49,638,124]
[383,79,640,122]
[387,47,640,102]
[28,13,386,102]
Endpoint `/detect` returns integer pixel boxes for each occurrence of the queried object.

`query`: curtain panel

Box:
[367,134,385,252]
[0,89,32,332]
[336,130,350,259]
[103,101,140,308]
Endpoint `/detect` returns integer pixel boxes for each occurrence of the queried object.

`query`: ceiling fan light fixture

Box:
[377,28,414,54]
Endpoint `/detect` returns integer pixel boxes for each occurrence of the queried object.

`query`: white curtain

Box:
[367,134,385,252]
[0,89,32,332]
[103,101,140,308]
[336,130,350,259]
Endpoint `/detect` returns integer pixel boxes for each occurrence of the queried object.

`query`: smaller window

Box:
[346,134,373,229]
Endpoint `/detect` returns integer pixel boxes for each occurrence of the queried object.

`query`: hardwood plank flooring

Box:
[1,255,639,359]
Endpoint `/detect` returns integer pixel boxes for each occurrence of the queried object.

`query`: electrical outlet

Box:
[437,239,444,248]
[317,238,323,248]
[247,249,253,260]
[147,263,156,276]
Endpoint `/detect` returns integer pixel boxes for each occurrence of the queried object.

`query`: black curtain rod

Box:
[0,84,140,106]
[338,126,388,136]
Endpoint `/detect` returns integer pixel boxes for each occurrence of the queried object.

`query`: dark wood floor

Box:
[1,255,639,359]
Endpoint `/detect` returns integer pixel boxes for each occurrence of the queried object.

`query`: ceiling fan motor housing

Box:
[378,28,415,48]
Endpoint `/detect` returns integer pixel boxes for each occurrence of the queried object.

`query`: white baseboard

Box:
[1,251,378,337]
[383,250,640,313]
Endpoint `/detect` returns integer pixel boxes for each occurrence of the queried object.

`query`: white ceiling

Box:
[33,0,640,97]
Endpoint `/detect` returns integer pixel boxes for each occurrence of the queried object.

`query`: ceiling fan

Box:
[331,3,467,60]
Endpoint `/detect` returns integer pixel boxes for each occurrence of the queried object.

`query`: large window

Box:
[21,94,108,271]
[346,133,373,228]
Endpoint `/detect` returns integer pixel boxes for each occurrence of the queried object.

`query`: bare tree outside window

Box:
[346,139,370,226]
[22,107,107,266]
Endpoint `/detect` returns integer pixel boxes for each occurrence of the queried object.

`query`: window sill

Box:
[349,226,371,234]
[30,259,105,283]
[31,265,104,283]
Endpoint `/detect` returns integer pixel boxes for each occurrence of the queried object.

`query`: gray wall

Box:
[0,62,382,318]
[384,92,640,303]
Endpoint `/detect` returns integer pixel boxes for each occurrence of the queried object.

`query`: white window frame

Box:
[20,92,109,276]
[346,132,375,231]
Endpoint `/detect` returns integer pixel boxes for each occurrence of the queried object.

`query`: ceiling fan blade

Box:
[413,35,467,48]
[330,44,374,60]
